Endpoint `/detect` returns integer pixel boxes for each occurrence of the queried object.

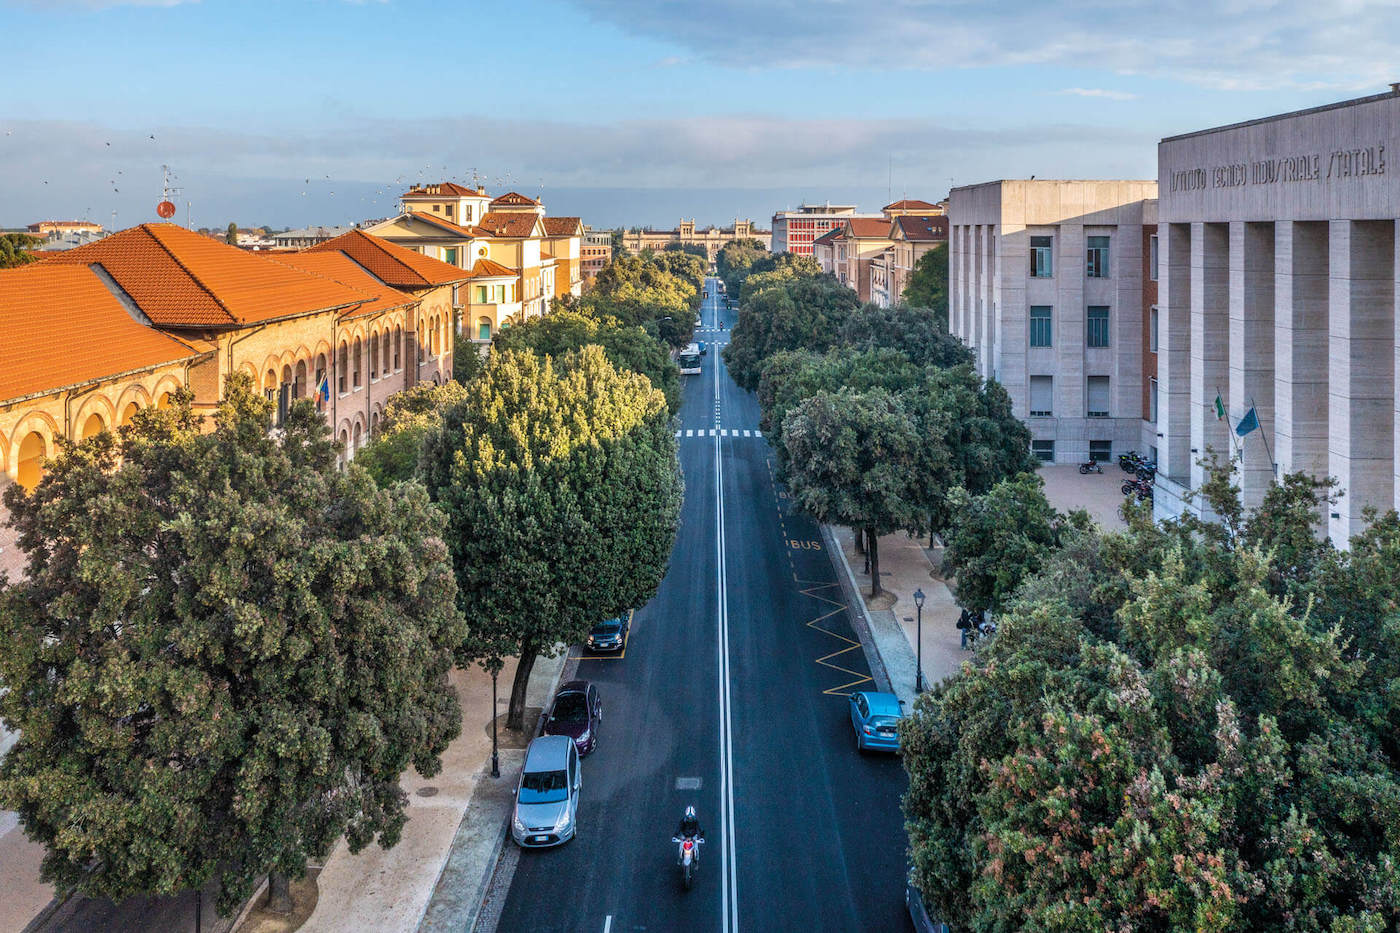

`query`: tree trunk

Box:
[854,526,866,554]
[867,527,882,598]
[267,872,292,915]
[505,643,539,732]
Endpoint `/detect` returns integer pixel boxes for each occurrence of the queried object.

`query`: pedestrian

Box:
[957,608,971,650]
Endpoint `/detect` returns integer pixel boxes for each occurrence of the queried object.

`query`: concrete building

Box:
[949,179,1159,465]
[1152,88,1400,544]
[581,230,613,282]
[272,224,356,248]
[771,203,881,256]
[618,219,769,261]
[27,220,103,236]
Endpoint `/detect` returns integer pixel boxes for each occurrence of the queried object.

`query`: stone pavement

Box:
[827,464,1130,707]
[0,650,567,933]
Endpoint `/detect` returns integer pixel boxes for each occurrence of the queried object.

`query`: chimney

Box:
[1392,82,1400,95]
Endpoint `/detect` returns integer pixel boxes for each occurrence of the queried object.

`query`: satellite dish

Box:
[156,200,177,219]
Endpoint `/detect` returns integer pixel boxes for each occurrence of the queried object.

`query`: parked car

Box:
[906,879,951,932]
[511,735,582,848]
[849,691,903,753]
[586,613,630,652]
[543,680,602,756]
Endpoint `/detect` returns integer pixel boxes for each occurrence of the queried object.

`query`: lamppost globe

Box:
[913,588,926,694]
[913,588,925,609]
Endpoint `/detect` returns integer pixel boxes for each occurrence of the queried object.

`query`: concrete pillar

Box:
[1190,223,1230,492]
[1229,221,1275,510]
[1328,220,1395,544]
[1273,221,1329,512]
[1159,223,1192,481]
[983,224,998,381]
[956,225,970,341]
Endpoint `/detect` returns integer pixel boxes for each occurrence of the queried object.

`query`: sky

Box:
[1,0,1397,230]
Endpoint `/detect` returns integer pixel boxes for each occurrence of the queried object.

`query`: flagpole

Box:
[1250,395,1276,478]
[1215,384,1241,464]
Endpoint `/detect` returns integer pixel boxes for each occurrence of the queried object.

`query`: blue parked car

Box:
[849,691,904,753]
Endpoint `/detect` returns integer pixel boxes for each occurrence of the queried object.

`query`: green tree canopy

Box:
[781,387,925,595]
[899,243,948,325]
[0,233,42,268]
[837,303,971,370]
[0,377,465,914]
[355,380,469,486]
[573,252,702,347]
[716,237,769,295]
[736,253,824,306]
[722,274,860,390]
[421,346,682,728]
[904,466,1400,930]
[225,221,238,245]
[493,308,680,413]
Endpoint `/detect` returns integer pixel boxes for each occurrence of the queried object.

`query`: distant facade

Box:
[812,202,949,305]
[619,219,770,261]
[27,220,102,236]
[582,230,613,282]
[1152,88,1400,545]
[948,179,1159,466]
[272,225,356,248]
[771,203,880,257]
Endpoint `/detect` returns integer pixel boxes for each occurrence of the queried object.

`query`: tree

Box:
[225,222,238,245]
[781,388,924,596]
[356,380,469,486]
[737,253,823,306]
[716,237,768,295]
[837,302,971,370]
[900,244,949,325]
[421,346,682,729]
[722,275,860,390]
[452,335,486,387]
[581,252,702,348]
[664,242,709,261]
[940,473,1073,613]
[0,232,42,268]
[0,377,465,914]
[903,462,1400,930]
[493,309,680,413]
[609,229,629,260]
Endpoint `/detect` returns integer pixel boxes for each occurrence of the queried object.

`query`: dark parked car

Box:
[586,612,631,652]
[543,680,602,756]
[906,880,951,932]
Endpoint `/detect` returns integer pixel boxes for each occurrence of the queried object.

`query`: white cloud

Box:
[563,0,1400,92]
[10,0,199,8]
[1058,88,1138,101]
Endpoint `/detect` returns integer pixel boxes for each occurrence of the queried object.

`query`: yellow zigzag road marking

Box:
[800,582,872,696]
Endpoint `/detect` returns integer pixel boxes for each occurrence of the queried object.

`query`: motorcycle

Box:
[1118,450,1140,473]
[1121,478,1153,501]
[1078,460,1103,474]
[672,834,705,889]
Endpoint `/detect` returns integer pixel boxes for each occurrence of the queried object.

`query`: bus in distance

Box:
[678,343,702,375]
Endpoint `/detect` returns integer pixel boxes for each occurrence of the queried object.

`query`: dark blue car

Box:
[849,691,903,752]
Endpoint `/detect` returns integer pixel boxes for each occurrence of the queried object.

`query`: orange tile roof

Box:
[813,228,844,246]
[40,223,368,328]
[0,263,206,402]
[265,251,418,320]
[465,258,516,278]
[845,218,895,239]
[883,199,941,212]
[308,229,470,289]
[477,213,540,238]
[400,211,480,239]
[403,181,482,199]
[490,191,540,207]
[542,217,583,236]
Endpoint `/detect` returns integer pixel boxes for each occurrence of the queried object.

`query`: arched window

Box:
[352,338,362,389]
[394,326,402,370]
[369,332,379,380]
[120,401,141,425]
[294,360,307,399]
[17,432,46,491]
[351,422,362,452]
[156,392,173,409]
[371,411,380,436]
[80,413,105,440]
[418,320,426,363]
[478,317,491,341]
[265,368,278,401]
[337,343,348,393]
[314,353,328,410]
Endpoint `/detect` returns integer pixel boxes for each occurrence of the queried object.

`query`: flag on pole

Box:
[1235,406,1259,436]
[1214,394,1226,420]
[316,373,330,404]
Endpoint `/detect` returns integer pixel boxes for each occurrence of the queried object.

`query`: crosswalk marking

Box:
[676,428,765,439]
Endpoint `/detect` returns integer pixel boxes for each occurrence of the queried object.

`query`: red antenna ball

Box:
[156,200,177,219]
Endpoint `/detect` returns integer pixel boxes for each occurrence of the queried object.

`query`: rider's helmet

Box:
[684,805,696,820]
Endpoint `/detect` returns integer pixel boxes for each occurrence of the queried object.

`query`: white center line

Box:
[603,915,612,933]
[713,285,739,933]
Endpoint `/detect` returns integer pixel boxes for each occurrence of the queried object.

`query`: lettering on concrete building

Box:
[1170,145,1385,192]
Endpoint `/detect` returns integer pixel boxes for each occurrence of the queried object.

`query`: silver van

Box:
[512,734,581,847]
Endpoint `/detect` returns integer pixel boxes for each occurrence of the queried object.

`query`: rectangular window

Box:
[1150,377,1159,424]
[1087,375,1110,417]
[1029,305,1053,348]
[1089,440,1112,462]
[1032,439,1055,462]
[1029,375,1053,417]
[1086,235,1110,277]
[1086,305,1110,348]
[476,285,488,303]
[444,247,458,265]
[1149,306,1159,353]
[1030,235,1053,277]
[445,204,454,218]
[1149,234,1159,281]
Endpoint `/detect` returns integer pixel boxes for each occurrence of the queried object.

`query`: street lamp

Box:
[486,658,503,779]
[913,588,926,694]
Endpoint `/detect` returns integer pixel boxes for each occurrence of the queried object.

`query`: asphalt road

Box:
[496,280,909,933]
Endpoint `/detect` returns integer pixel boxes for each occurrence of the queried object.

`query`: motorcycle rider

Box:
[675,805,704,843]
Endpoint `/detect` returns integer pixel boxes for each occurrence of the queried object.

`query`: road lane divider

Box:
[713,331,739,933]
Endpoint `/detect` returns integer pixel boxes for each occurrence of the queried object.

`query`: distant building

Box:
[879,214,950,307]
[272,225,357,248]
[27,220,103,236]
[948,179,1158,466]
[619,219,770,261]
[582,230,613,281]
[815,202,949,305]
[770,203,881,256]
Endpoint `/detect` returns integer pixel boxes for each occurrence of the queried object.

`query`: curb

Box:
[820,523,894,695]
